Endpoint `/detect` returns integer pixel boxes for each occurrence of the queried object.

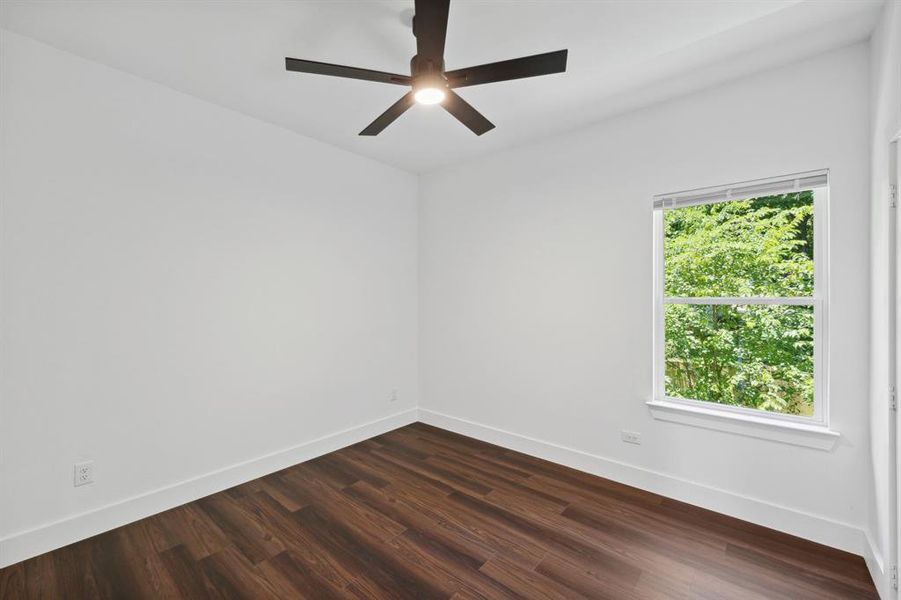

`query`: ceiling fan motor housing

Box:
[410,54,447,93]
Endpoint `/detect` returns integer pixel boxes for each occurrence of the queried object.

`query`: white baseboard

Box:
[418,408,867,558]
[0,408,418,569]
[863,529,891,600]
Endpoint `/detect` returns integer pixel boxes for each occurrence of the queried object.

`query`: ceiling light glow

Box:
[414,87,446,105]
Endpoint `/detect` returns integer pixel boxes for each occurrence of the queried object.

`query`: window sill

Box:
[646,399,840,451]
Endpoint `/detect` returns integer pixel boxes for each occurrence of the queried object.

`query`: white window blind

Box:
[653,169,828,210]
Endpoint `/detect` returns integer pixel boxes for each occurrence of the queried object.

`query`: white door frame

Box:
[891,133,900,598]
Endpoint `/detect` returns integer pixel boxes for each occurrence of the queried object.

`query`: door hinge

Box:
[891,385,897,411]
[891,183,898,208]
[891,564,898,590]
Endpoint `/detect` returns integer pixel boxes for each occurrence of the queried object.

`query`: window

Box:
[652,171,829,431]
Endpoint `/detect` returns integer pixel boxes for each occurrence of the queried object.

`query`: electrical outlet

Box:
[621,430,641,445]
[74,461,94,487]
[390,389,398,402]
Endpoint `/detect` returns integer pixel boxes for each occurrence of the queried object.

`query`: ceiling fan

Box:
[284,0,568,136]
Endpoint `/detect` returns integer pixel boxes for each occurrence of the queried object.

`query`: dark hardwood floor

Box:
[0,422,877,599]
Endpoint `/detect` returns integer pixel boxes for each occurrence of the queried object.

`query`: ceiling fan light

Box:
[414,87,446,105]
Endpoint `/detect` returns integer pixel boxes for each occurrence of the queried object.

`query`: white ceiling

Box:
[0,0,883,173]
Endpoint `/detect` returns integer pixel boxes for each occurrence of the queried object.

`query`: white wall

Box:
[0,30,419,566]
[868,1,901,596]
[420,44,870,553]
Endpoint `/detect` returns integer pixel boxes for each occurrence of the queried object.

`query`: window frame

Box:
[652,171,829,428]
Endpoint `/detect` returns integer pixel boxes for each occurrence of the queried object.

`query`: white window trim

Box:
[646,398,839,450]
[651,170,839,450]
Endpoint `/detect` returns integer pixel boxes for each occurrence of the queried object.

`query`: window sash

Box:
[652,178,828,426]
[664,297,813,305]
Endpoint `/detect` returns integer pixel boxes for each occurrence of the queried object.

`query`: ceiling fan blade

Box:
[413,0,450,64]
[285,57,411,85]
[442,90,495,136]
[445,49,568,89]
[359,92,417,136]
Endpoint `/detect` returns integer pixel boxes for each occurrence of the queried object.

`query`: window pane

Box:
[664,192,814,297]
[664,303,814,416]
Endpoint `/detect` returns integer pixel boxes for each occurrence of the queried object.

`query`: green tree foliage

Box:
[663,192,815,415]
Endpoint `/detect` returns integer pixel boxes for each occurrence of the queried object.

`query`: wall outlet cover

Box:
[621,430,642,445]
[74,461,94,487]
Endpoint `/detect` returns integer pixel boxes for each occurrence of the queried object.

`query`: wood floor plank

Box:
[241,490,362,592]
[320,450,391,489]
[631,569,698,600]
[159,544,216,600]
[0,423,877,599]
[19,554,58,600]
[258,472,310,512]
[0,563,26,600]
[723,542,879,599]
[197,546,283,599]
[659,497,875,588]
[49,543,102,599]
[430,453,571,513]
[110,523,183,598]
[255,551,347,600]
[343,480,497,567]
[343,443,456,499]
[534,552,640,600]
[194,493,286,565]
[293,504,446,599]
[447,490,643,581]
[388,528,527,599]
[385,483,548,568]
[479,555,588,600]
[280,468,407,542]
[560,501,729,584]
[369,443,494,496]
